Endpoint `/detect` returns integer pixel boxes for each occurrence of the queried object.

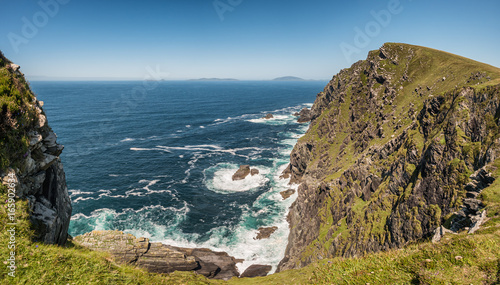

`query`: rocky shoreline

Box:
[74,230,273,280]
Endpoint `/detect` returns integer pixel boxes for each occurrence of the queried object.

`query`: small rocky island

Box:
[232,165,259,181]
[262,113,274,119]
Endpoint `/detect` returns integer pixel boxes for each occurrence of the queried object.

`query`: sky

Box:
[1,0,499,81]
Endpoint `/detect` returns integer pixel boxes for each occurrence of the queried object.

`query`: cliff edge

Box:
[0,51,71,245]
[278,43,500,271]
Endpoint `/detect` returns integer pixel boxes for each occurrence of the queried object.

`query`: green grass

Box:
[0,53,38,172]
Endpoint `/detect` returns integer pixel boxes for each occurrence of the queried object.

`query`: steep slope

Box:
[278,43,500,271]
[0,51,71,245]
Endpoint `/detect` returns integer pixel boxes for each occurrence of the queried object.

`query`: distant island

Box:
[272,76,305,81]
[189,78,239,81]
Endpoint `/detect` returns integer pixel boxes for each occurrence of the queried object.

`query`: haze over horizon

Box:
[1,0,499,81]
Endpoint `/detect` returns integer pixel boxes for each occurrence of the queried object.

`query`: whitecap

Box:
[204,163,270,194]
[130,147,171,152]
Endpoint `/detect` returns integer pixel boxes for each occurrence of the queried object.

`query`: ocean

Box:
[30,80,326,273]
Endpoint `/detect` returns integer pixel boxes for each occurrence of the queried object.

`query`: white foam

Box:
[68,189,94,197]
[247,114,295,125]
[130,147,171,152]
[121,136,159,143]
[205,163,270,194]
[71,179,177,203]
[132,144,269,159]
[71,203,190,238]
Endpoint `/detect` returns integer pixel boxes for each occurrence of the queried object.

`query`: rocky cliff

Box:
[278,43,500,271]
[0,51,71,245]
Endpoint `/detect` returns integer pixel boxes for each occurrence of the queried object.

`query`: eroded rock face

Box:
[74,230,240,280]
[277,43,500,271]
[0,56,71,246]
[1,112,71,245]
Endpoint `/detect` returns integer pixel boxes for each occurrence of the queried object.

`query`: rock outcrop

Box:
[262,113,274,119]
[278,43,500,271]
[0,53,71,245]
[279,189,296,200]
[240,264,272,278]
[254,226,278,240]
[294,108,312,123]
[232,165,259,181]
[74,230,240,280]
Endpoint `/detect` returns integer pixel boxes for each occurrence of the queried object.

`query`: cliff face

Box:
[278,43,500,271]
[0,52,71,245]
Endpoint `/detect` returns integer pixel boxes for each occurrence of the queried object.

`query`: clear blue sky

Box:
[1,0,499,80]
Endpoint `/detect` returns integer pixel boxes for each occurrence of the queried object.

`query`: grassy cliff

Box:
[0,52,38,171]
[278,43,500,275]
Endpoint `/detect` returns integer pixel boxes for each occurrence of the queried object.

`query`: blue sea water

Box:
[30,80,326,273]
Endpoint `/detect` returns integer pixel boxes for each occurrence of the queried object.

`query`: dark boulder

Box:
[240,264,272,278]
[295,108,312,123]
[254,226,278,240]
[232,165,251,181]
[279,189,296,200]
[251,168,259,176]
[262,113,274,119]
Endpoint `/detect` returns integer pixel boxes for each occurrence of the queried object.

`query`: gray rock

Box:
[262,113,274,119]
[431,226,455,243]
[43,131,58,148]
[28,131,43,147]
[183,248,240,280]
[469,210,487,234]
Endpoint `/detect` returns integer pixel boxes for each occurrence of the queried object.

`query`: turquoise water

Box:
[30,80,326,272]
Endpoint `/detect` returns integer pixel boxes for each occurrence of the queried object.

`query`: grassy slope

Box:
[0,52,39,172]
[1,45,500,284]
